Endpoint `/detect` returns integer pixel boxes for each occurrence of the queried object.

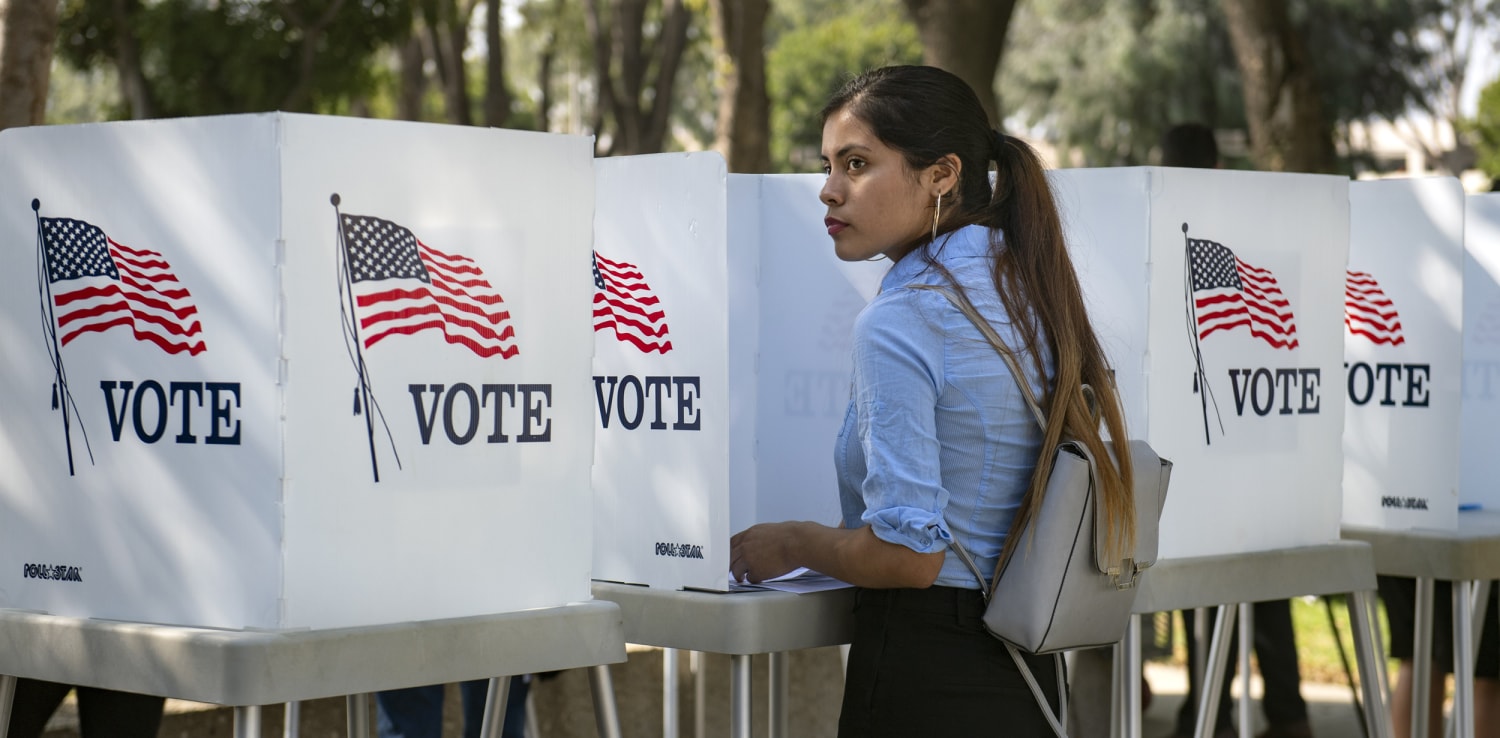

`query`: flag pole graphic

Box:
[332,194,383,482]
[33,199,94,475]
[1181,222,1223,445]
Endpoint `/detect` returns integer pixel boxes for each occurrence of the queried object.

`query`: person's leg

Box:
[376,685,446,738]
[1389,660,1445,738]
[74,686,164,738]
[1252,599,1311,736]
[6,679,71,738]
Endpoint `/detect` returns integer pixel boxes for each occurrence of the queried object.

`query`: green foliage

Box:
[766,0,921,172]
[1473,75,1500,183]
[1001,0,1240,166]
[56,0,413,117]
[1001,0,1452,168]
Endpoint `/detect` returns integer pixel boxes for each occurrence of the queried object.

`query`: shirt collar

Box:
[881,224,993,291]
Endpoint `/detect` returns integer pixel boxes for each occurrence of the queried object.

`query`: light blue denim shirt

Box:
[836,223,1051,590]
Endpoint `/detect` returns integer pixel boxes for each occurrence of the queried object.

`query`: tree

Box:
[1220,0,1335,172]
[581,0,692,155]
[901,0,1016,124]
[1000,0,1457,170]
[55,0,412,119]
[709,0,770,172]
[1002,0,1242,166]
[483,0,512,127]
[0,0,61,130]
[1473,75,1500,182]
[766,1,922,171]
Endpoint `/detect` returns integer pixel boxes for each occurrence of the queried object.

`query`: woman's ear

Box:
[927,154,963,197]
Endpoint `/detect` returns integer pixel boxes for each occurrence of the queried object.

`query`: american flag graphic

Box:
[340,214,517,359]
[1187,237,1299,350]
[1345,269,1405,346]
[41,217,206,356]
[593,251,672,354]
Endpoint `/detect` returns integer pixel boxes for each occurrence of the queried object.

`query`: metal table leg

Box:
[1455,581,1476,738]
[1414,577,1435,738]
[590,664,623,738]
[1196,604,1239,738]
[1112,641,1125,738]
[1125,614,1142,738]
[0,674,14,738]
[479,676,513,738]
[346,694,370,738]
[236,705,263,738]
[691,651,705,738]
[1350,589,1394,738]
[769,652,789,738]
[284,700,301,738]
[1239,603,1253,738]
[663,648,679,738]
[730,654,752,738]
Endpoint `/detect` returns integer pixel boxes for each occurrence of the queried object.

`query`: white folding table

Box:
[1344,511,1500,738]
[0,600,626,738]
[591,582,855,738]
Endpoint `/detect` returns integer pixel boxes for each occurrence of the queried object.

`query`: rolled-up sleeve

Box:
[851,289,953,553]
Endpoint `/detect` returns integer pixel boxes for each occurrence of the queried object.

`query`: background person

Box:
[730,64,1135,737]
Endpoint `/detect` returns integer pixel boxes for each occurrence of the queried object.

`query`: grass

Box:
[1152,596,1401,687]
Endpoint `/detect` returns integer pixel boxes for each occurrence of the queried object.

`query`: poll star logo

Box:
[331,194,522,482]
[1182,223,1308,445]
[1344,269,1405,346]
[31,199,210,476]
[593,250,673,354]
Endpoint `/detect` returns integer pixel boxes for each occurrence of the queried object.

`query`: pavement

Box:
[33,648,1382,737]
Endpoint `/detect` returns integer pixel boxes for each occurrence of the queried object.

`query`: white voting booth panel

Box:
[1342,178,1464,529]
[1463,194,1500,510]
[590,162,886,591]
[591,153,731,591]
[1052,167,1349,558]
[731,174,887,533]
[0,114,596,630]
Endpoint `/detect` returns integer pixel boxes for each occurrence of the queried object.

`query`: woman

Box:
[728,66,1135,736]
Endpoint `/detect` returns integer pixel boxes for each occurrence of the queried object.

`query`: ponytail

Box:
[987,134,1136,564]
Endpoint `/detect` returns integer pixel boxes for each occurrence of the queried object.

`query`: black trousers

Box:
[839,586,1063,737]
[6,679,164,738]
[1177,600,1308,734]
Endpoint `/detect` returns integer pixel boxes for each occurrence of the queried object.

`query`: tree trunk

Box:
[397,33,427,121]
[1219,0,1335,173]
[902,0,1015,125]
[425,0,477,125]
[0,0,60,130]
[110,0,152,119]
[583,0,691,155]
[709,0,769,173]
[483,0,510,127]
[279,0,348,112]
[536,27,556,131]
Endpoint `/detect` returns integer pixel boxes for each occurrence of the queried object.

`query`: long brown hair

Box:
[822,65,1136,561]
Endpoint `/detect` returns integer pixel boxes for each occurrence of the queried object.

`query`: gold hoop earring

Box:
[932,192,944,242]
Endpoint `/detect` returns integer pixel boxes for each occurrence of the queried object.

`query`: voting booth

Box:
[1051,167,1350,558]
[0,114,597,630]
[591,160,885,591]
[1463,194,1500,510]
[1342,178,1464,530]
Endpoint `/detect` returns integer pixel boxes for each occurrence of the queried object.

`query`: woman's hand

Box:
[729,521,806,583]
[730,521,946,589]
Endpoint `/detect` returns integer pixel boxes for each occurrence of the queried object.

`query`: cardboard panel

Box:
[1343,178,1464,530]
[0,114,596,629]
[1057,167,1350,558]
[747,174,886,530]
[591,153,729,591]
[1462,194,1500,509]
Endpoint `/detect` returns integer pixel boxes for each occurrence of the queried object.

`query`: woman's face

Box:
[819,109,932,263]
